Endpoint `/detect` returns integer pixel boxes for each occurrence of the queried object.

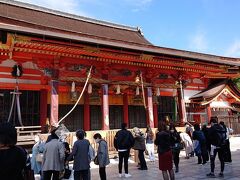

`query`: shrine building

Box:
[0,0,240,132]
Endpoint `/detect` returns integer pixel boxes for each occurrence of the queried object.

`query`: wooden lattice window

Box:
[109,105,123,129]
[128,105,147,128]
[157,96,177,122]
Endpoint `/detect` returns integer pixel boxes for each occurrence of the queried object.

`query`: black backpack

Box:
[213,125,226,147]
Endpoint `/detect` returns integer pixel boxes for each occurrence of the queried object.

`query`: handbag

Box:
[173,142,184,151]
[63,165,72,179]
[177,142,184,150]
[36,153,43,163]
[94,155,99,165]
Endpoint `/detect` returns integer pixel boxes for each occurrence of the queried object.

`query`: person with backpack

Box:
[206,117,227,178]
[114,123,134,178]
[219,121,232,163]
[145,125,155,162]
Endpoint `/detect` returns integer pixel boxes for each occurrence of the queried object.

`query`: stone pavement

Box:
[66,136,240,180]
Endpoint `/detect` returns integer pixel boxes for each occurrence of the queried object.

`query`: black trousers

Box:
[198,144,208,164]
[224,139,232,162]
[43,170,59,180]
[138,150,147,169]
[99,167,106,180]
[74,170,89,180]
[118,150,130,174]
[210,147,225,173]
[172,149,180,168]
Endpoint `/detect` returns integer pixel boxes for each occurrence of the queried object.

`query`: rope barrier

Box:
[140,71,147,109]
[7,78,23,126]
[57,66,93,125]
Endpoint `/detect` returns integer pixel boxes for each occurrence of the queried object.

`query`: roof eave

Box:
[0,22,240,66]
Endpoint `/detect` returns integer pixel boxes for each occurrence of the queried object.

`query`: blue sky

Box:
[18,0,240,58]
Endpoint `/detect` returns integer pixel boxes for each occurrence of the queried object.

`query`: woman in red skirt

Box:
[155,121,175,180]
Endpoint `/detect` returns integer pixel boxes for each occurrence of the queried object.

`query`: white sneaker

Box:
[119,173,123,178]
[125,173,132,178]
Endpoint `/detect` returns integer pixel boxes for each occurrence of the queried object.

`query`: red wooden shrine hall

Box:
[0,1,239,131]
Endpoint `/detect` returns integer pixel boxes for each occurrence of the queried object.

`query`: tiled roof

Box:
[0,0,239,66]
[190,80,240,104]
[0,0,151,46]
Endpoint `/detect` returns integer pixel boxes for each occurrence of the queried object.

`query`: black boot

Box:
[175,166,179,173]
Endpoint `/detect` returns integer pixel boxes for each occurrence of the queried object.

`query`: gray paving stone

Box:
[65,136,240,180]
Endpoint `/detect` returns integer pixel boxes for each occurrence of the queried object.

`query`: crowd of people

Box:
[0,116,233,180]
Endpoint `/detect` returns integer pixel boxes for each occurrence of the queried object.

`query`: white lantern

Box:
[173,89,177,96]
[116,84,121,94]
[71,82,75,92]
[156,87,160,96]
[88,83,92,94]
[136,86,140,95]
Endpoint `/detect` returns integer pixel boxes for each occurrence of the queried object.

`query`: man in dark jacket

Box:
[206,117,227,178]
[114,123,134,178]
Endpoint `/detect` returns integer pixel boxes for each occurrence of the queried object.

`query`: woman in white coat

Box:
[180,132,194,158]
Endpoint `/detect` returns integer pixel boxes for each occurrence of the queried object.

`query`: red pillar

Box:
[177,88,187,126]
[84,92,90,131]
[144,88,149,125]
[40,89,48,131]
[147,87,154,128]
[207,105,212,123]
[50,80,58,126]
[102,84,109,130]
[123,93,129,126]
[153,104,158,128]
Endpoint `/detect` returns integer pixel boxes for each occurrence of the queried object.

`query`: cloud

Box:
[189,31,208,52]
[18,0,89,16]
[225,40,240,57]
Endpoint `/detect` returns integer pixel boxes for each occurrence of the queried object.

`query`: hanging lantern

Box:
[135,74,140,84]
[116,84,121,94]
[71,82,75,92]
[71,81,78,101]
[156,87,160,96]
[136,86,140,96]
[88,83,92,94]
[173,89,177,96]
